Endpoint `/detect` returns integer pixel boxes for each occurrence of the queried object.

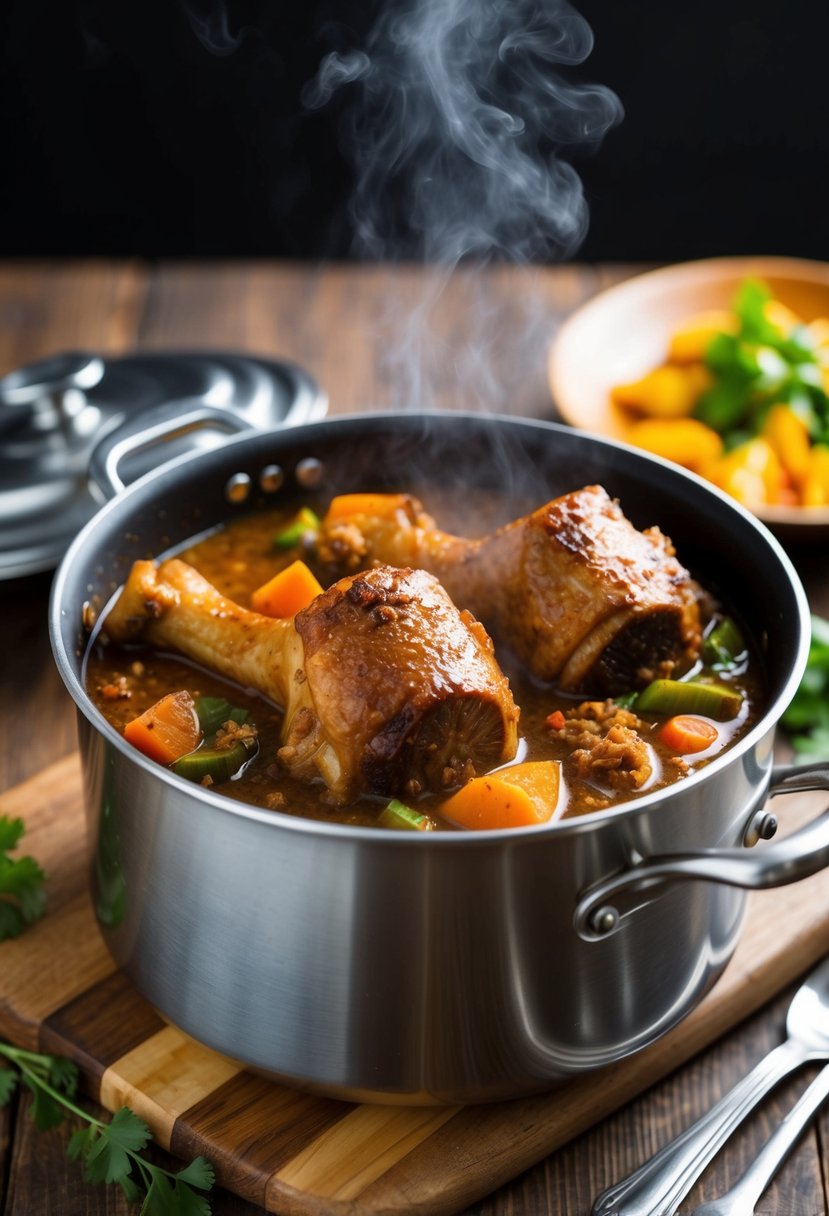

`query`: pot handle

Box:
[574,759,829,942]
[88,399,256,500]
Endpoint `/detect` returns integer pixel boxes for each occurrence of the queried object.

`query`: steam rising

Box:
[181,0,623,413]
[179,0,250,57]
[305,0,622,265]
[305,0,622,411]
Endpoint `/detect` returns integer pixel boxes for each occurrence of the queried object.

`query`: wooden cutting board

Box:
[3,755,829,1215]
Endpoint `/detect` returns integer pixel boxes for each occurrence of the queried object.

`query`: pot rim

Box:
[49,409,812,844]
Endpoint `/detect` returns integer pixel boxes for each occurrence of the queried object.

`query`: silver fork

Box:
[592,954,829,1216]
[692,1062,829,1216]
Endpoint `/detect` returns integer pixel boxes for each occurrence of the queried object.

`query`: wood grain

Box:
[0,261,146,378]
[272,1105,461,1204]
[100,1028,242,1150]
[40,971,166,1086]
[137,261,615,419]
[172,1074,353,1208]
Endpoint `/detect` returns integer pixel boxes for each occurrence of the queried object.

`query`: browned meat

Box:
[102,558,519,803]
[313,486,702,694]
[549,700,652,792]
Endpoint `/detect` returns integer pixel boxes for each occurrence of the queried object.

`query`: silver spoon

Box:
[592,954,829,1216]
[693,1062,829,1216]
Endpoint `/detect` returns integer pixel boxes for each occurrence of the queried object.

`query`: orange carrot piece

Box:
[440,761,562,831]
[325,493,411,521]
[658,714,719,754]
[123,691,202,765]
[545,709,566,731]
[251,560,324,618]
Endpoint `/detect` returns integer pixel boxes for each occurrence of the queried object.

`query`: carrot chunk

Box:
[658,714,719,754]
[251,560,324,618]
[325,493,411,521]
[440,761,562,830]
[123,691,202,765]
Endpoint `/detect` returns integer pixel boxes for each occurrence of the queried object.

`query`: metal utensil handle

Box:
[87,399,256,500]
[692,1061,829,1216]
[591,1037,808,1216]
[575,761,829,941]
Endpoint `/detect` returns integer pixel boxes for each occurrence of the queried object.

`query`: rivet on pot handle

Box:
[88,399,256,501]
[575,760,829,942]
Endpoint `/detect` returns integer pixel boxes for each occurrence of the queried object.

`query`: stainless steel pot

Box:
[49,410,829,1104]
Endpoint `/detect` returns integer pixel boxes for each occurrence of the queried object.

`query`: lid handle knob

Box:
[0,352,105,439]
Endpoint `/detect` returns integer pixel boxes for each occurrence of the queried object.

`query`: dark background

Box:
[2,0,828,262]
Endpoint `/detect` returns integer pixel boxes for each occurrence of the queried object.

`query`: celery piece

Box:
[194,696,249,736]
[172,739,255,785]
[377,799,435,832]
[635,679,743,722]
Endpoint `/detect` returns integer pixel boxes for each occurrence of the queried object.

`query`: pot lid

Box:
[0,350,328,580]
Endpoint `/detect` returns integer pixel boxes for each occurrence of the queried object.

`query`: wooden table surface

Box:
[1,259,828,1215]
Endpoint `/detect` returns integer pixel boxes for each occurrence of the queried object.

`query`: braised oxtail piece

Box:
[313,486,702,694]
[102,559,519,802]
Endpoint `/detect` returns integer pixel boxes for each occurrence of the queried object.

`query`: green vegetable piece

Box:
[194,696,248,736]
[273,507,321,550]
[782,614,829,756]
[378,799,435,832]
[635,679,743,722]
[703,616,746,668]
[172,739,256,785]
[0,815,47,942]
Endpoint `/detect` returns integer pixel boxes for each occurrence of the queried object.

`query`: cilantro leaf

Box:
[0,817,24,853]
[782,615,829,757]
[119,1173,143,1205]
[0,1065,17,1105]
[0,815,47,941]
[48,1055,80,1098]
[0,1040,215,1214]
[0,900,24,940]
[142,1174,181,1216]
[84,1106,152,1184]
[170,1181,214,1216]
[175,1158,215,1191]
[25,1078,69,1130]
[68,1123,99,1161]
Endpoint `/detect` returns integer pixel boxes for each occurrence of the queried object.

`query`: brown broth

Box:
[85,491,765,829]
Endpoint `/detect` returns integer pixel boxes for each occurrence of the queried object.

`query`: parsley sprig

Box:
[0,814,47,940]
[694,279,829,446]
[0,1041,215,1214]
